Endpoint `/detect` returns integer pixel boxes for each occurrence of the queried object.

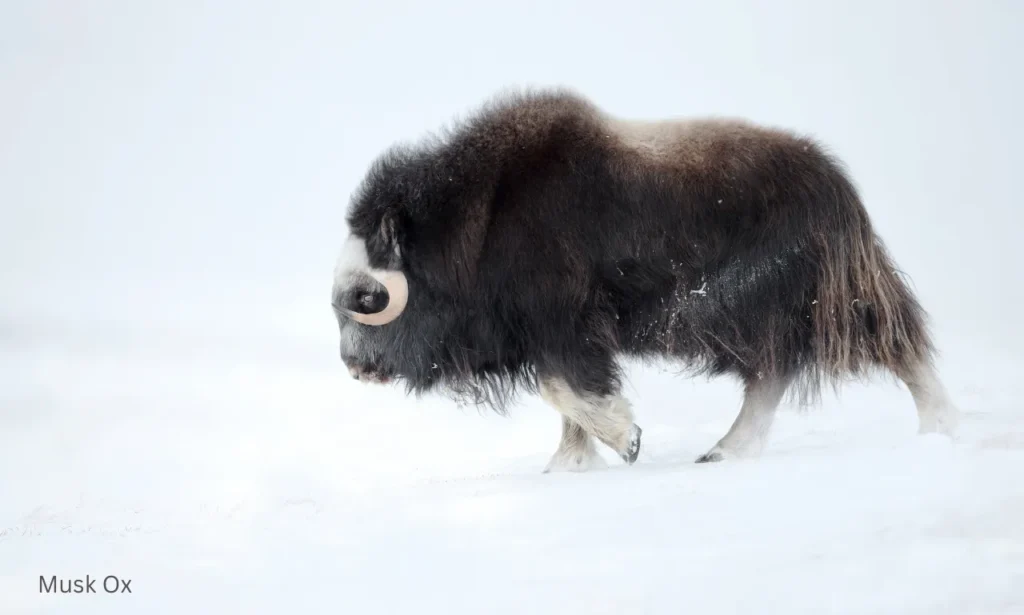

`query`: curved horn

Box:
[346,270,408,326]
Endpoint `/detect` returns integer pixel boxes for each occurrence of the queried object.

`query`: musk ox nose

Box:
[348,365,392,384]
[340,353,358,373]
[343,358,365,381]
[340,354,392,384]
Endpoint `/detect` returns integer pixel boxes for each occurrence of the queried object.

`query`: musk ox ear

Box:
[365,211,404,268]
[381,214,401,259]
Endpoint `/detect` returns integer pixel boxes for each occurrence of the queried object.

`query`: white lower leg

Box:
[698,375,790,462]
[544,416,607,473]
[901,360,959,437]
[540,377,642,469]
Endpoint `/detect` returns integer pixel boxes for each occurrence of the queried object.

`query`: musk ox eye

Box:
[351,288,389,314]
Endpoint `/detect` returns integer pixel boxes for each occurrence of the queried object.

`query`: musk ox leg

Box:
[544,416,608,473]
[696,373,792,464]
[539,376,642,472]
[897,359,959,437]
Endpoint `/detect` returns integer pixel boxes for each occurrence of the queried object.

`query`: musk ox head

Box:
[331,211,411,384]
[330,103,565,412]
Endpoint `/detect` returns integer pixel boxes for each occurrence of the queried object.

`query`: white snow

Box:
[2,315,1023,613]
[3,1,1023,613]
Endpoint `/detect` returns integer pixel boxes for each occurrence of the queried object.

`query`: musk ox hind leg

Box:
[696,372,794,464]
[896,358,959,437]
[539,376,643,473]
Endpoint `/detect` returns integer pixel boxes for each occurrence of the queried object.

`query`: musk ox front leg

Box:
[696,373,793,463]
[539,376,643,473]
[545,416,607,473]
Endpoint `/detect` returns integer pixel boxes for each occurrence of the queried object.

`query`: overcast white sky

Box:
[1,0,1021,352]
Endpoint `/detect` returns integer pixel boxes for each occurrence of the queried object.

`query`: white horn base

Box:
[346,270,408,326]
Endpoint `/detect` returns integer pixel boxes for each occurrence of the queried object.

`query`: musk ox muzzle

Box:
[343,359,395,384]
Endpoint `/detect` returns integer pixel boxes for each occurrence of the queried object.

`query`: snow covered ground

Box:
[3,1,1022,613]
[2,308,1023,613]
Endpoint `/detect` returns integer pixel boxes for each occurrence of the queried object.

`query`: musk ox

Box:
[331,88,958,472]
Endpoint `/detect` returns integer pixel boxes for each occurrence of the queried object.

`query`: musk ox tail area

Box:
[802,168,936,405]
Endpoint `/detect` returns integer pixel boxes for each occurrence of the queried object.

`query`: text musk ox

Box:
[331,88,959,472]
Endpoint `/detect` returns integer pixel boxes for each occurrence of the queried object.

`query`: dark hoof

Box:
[620,424,642,465]
[695,450,723,464]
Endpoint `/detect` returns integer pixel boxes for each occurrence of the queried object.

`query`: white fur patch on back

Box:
[604,115,761,167]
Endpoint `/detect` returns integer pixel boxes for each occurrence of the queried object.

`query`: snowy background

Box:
[2,1,1022,613]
